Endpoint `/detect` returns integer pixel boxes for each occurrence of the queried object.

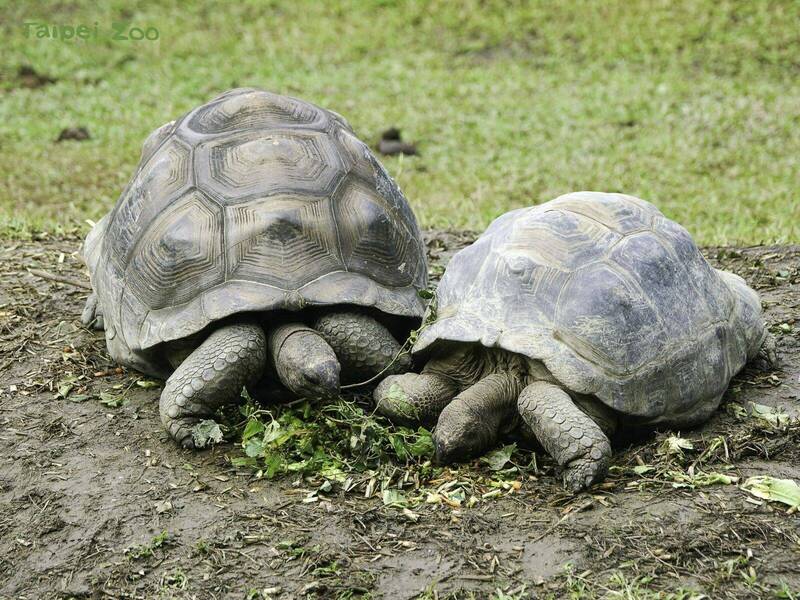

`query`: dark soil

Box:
[1,233,798,599]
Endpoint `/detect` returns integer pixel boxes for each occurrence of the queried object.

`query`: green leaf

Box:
[669,470,738,488]
[692,472,738,486]
[243,436,265,458]
[56,374,79,399]
[262,420,285,444]
[263,452,285,478]
[320,465,347,483]
[417,289,434,299]
[408,428,434,457]
[381,383,418,420]
[382,489,407,507]
[390,434,408,460]
[191,420,223,448]
[742,476,800,508]
[241,418,265,441]
[98,391,126,408]
[481,444,516,471]
[632,465,654,475]
[230,456,259,468]
[285,459,310,472]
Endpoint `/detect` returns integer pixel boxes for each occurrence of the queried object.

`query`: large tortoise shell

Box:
[414,192,765,418]
[83,89,427,374]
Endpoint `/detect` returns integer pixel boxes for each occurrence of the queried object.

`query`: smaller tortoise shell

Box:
[414,192,766,419]
[83,89,427,376]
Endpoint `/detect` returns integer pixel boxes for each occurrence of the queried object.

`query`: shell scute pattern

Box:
[416,192,764,419]
[185,89,331,135]
[126,189,225,310]
[332,176,420,287]
[556,262,662,374]
[108,137,193,268]
[197,128,346,201]
[86,89,427,373]
[223,194,340,289]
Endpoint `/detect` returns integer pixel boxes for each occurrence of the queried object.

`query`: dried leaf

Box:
[748,402,792,427]
[658,436,694,457]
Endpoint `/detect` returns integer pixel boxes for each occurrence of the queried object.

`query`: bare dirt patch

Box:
[1,234,798,599]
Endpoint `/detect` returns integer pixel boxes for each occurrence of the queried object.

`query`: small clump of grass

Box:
[124,530,170,561]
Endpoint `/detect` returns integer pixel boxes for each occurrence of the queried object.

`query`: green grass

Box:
[1,0,799,243]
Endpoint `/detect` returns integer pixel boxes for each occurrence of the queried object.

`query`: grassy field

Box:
[1,0,798,243]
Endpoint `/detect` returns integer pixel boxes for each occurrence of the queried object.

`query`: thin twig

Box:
[28,268,92,290]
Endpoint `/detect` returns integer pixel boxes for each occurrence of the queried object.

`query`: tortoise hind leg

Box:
[314,310,411,383]
[81,293,104,331]
[518,382,612,492]
[160,321,266,448]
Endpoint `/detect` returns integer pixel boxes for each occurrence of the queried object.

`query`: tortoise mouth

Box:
[433,426,488,466]
[300,359,341,398]
[433,437,453,465]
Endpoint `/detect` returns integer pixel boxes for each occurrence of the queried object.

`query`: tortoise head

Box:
[433,402,496,465]
[272,325,341,399]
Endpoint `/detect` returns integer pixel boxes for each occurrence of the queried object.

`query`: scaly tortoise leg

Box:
[757,331,779,370]
[375,346,483,427]
[314,310,410,383]
[375,371,459,427]
[81,293,104,331]
[160,321,266,448]
[517,381,611,492]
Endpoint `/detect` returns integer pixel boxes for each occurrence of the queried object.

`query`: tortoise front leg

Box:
[375,346,482,426]
[375,371,459,427]
[757,331,779,370]
[160,321,266,448]
[517,382,611,492]
[314,310,410,383]
[80,214,109,331]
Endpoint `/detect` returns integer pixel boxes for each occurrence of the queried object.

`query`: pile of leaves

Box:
[217,393,538,511]
[227,395,435,480]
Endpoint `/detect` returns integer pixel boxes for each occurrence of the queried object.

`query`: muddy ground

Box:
[0,233,798,600]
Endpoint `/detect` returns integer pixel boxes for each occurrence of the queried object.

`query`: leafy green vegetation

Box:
[223,394,531,512]
[124,530,170,560]
[230,396,434,480]
[2,0,799,242]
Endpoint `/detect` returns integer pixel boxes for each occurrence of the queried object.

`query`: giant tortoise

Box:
[375,192,776,490]
[82,88,428,448]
